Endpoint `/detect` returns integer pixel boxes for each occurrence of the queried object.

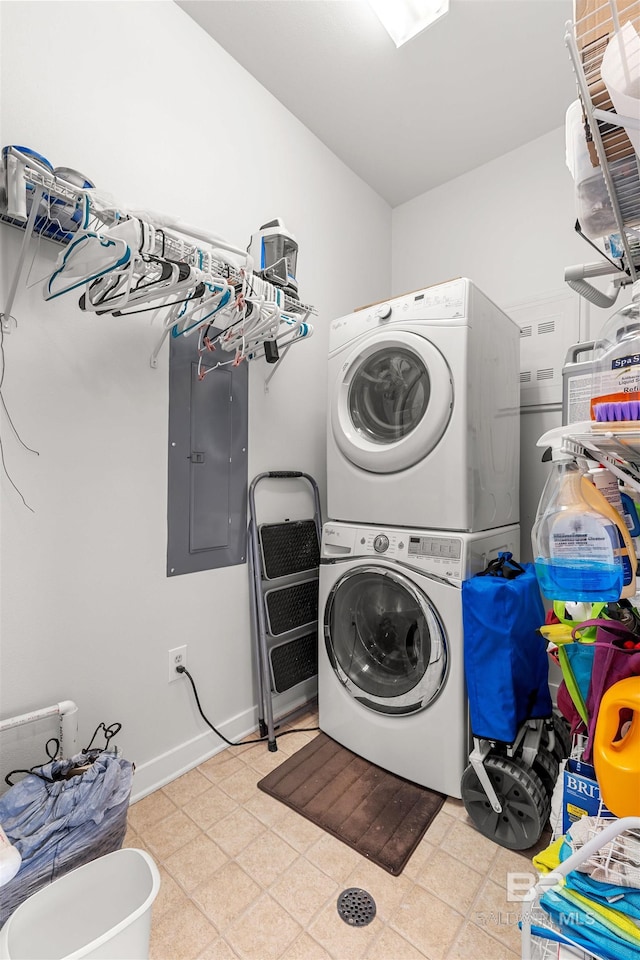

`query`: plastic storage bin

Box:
[565,99,620,240]
[0,848,160,960]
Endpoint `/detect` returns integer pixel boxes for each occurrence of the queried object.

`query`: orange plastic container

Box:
[593,676,640,818]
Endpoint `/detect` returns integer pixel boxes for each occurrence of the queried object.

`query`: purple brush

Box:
[594,401,640,422]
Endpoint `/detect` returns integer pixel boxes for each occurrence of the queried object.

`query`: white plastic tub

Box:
[565,98,619,240]
[0,848,160,960]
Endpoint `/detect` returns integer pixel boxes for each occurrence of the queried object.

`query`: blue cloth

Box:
[0,752,132,862]
[560,641,596,721]
[559,839,640,922]
[540,888,639,960]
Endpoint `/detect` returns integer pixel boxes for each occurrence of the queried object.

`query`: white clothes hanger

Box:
[80,254,208,316]
[43,231,132,301]
[235,297,281,347]
[148,282,234,369]
[169,282,236,338]
[112,263,207,316]
[105,217,156,256]
[81,258,178,313]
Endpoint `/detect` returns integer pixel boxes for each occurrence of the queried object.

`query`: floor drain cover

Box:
[337,888,377,926]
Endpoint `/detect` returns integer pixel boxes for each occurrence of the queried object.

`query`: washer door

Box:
[324,566,448,716]
[331,331,453,473]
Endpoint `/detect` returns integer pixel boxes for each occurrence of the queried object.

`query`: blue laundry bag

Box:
[0,751,133,926]
[462,552,552,743]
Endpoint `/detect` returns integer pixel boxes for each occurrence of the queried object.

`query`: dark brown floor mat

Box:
[257,732,446,875]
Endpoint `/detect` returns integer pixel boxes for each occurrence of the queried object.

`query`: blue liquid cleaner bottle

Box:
[531,451,623,602]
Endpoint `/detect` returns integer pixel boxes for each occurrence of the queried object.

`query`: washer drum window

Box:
[324,566,448,716]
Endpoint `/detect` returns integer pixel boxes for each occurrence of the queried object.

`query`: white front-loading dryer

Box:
[327,277,520,531]
[318,520,520,798]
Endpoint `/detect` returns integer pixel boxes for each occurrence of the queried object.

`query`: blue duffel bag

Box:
[461,551,552,744]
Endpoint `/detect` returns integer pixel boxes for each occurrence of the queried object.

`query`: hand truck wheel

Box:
[531,746,560,801]
[461,754,550,851]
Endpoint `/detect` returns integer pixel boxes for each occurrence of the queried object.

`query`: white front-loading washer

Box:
[327,277,520,531]
[318,520,520,798]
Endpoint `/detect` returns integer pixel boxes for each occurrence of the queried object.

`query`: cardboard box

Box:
[575,1,639,54]
[562,757,615,833]
[573,1,639,167]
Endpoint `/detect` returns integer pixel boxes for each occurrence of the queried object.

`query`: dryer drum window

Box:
[348,348,430,443]
[324,566,448,716]
[331,331,453,474]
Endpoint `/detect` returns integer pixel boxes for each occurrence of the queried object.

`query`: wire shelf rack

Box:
[566,1,640,282]
[0,146,316,370]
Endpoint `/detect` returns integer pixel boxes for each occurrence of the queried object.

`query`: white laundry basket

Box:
[0,848,160,960]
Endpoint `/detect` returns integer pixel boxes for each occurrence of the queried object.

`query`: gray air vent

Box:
[538,320,556,335]
[537,367,554,381]
[520,325,533,337]
[520,371,532,383]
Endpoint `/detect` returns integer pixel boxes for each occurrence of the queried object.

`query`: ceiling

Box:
[177,1,577,208]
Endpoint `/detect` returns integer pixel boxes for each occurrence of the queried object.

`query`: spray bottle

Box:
[531,443,624,602]
[585,465,637,598]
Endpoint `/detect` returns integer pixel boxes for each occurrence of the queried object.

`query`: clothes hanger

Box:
[80,257,177,313]
[149,282,235,369]
[234,297,281,349]
[43,231,132,301]
[169,282,234,338]
[77,218,172,313]
[80,255,208,317]
[110,263,207,317]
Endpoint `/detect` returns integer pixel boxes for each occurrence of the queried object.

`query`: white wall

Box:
[391,127,614,564]
[0,1,390,797]
[392,127,588,306]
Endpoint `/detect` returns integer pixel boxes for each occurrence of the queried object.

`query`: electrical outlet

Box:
[168,645,187,683]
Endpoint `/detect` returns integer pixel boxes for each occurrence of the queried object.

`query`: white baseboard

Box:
[129,704,259,803]
[129,685,317,804]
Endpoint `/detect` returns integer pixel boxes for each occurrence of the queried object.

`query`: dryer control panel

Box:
[328,278,469,355]
[322,524,465,580]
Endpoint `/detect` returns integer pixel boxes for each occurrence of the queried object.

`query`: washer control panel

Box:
[408,535,462,561]
[322,524,464,580]
[373,534,390,553]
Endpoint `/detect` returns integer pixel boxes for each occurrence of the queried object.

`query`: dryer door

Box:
[331,331,453,473]
[324,565,448,715]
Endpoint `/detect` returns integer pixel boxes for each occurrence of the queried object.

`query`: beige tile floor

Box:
[127,708,547,960]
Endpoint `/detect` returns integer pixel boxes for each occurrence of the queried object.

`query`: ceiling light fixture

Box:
[367,0,449,48]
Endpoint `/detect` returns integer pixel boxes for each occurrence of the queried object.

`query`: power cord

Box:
[176,665,319,747]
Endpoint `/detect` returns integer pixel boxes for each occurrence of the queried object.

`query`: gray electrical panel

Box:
[167,334,248,576]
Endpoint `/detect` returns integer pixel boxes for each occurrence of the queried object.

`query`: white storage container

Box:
[0,848,160,960]
[565,99,619,240]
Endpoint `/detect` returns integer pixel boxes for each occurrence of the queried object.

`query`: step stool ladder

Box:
[248,471,322,751]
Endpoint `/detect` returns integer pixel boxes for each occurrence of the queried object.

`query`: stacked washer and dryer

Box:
[318,278,521,798]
